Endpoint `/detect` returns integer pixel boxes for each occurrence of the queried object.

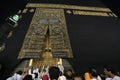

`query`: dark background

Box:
[0,0,120,79]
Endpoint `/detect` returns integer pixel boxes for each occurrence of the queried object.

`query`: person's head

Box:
[42,75,49,80]
[16,70,23,75]
[23,75,32,80]
[104,66,116,77]
[49,66,60,80]
[65,69,74,80]
[89,67,98,73]
[34,73,38,78]
[89,70,98,79]
[66,69,73,76]
[91,68,97,73]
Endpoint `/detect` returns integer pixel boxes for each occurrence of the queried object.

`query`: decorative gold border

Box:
[24,3,117,17]
[73,10,109,17]
[26,3,111,12]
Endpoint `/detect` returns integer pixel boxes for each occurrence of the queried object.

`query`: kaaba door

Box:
[18,8,73,67]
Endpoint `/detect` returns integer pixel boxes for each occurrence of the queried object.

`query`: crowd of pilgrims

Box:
[6,64,120,80]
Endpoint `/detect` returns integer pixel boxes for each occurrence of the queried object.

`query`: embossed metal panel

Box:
[18,8,73,58]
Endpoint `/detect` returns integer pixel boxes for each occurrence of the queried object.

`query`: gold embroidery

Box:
[66,10,72,14]
[22,8,28,13]
[26,3,111,12]
[29,9,35,13]
[73,10,109,17]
